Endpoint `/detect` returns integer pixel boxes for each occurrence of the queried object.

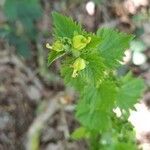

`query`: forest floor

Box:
[0,0,150,150]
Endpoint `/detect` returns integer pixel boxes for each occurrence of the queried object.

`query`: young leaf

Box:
[81,52,105,84]
[97,28,134,68]
[52,12,83,38]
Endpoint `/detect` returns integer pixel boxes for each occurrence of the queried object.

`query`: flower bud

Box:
[72,58,86,78]
[72,35,91,50]
[46,43,52,49]
[46,40,64,52]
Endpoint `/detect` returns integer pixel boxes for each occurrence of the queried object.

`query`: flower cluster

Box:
[46,34,91,77]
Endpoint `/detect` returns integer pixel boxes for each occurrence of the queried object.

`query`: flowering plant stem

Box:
[47,12,145,150]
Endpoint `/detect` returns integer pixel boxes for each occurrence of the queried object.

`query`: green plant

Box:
[47,12,145,150]
[0,0,42,57]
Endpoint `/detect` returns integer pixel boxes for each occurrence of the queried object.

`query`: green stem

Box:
[89,133,100,150]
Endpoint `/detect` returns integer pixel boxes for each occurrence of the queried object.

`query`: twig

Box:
[25,95,61,150]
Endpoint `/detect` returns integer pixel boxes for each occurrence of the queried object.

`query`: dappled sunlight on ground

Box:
[129,100,150,149]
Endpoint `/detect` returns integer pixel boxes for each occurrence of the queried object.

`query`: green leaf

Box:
[116,73,145,110]
[81,52,105,84]
[71,127,89,140]
[97,28,134,68]
[76,103,111,131]
[84,34,101,51]
[47,50,66,66]
[52,12,83,38]
[76,80,117,131]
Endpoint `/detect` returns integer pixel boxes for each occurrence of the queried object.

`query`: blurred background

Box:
[0,0,150,150]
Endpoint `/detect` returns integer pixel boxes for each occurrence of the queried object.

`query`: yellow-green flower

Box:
[72,58,86,78]
[46,40,64,52]
[72,35,91,50]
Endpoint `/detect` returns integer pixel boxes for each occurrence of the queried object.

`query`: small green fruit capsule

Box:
[52,40,64,52]
[72,58,86,78]
[72,35,91,50]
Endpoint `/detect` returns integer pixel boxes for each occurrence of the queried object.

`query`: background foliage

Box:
[0,0,42,57]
